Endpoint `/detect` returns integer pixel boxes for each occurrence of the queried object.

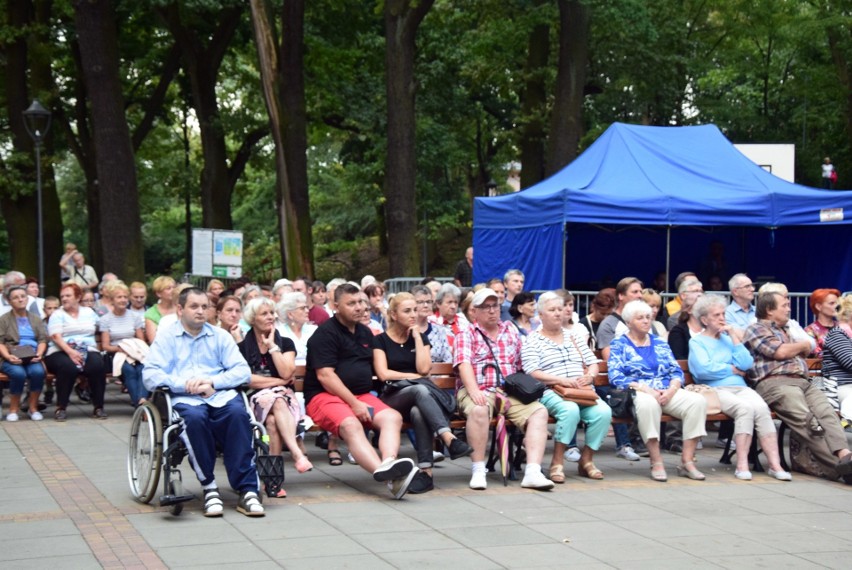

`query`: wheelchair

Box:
[127,387,284,515]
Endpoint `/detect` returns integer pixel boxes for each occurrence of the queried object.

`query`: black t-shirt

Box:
[373,331,431,375]
[304,316,375,404]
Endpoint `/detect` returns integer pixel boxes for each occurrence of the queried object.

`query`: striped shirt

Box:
[47,307,99,355]
[822,326,852,386]
[521,329,597,378]
[99,310,144,346]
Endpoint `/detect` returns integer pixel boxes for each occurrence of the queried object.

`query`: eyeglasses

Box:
[477,303,500,311]
[736,284,755,290]
[415,300,433,305]
[296,305,308,310]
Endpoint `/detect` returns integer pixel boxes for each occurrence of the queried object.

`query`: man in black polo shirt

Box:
[304,283,416,499]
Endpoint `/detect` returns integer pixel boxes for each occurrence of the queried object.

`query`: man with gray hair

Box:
[725,273,756,333]
[744,290,852,483]
[501,269,524,321]
[666,277,704,330]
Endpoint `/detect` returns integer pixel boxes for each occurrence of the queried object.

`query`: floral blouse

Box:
[607,334,684,390]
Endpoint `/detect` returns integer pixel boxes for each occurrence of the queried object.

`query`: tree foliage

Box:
[2,0,851,286]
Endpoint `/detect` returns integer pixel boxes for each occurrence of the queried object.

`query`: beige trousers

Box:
[634,389,707,442]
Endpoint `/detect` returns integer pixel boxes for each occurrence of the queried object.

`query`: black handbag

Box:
[502,372,545,404]
[477,329,544,404]
[606,388,636,419]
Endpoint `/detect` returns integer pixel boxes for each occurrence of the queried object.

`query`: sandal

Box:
[650,461,668,482]
[578,461,604,480]
[676,460,706,481]
[203,488,224,517]
[327,449,343,466]
[549,464,565,484]
[237,491,265,517]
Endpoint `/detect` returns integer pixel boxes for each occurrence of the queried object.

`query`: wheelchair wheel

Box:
[169,479,184,516]
[127,401,163,504]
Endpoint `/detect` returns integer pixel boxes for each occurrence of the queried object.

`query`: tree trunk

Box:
[1,0,63,294]
[160,4,243,230]
[518,10,549,189]
[249,0,314,278]
[383,0,433,277]
[547,0,589,175]
[827,27,852,163]
[74,0,145,282]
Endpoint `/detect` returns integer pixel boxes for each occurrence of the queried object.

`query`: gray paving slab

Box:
[157,539,274,566]
[714,553,830,569]
[9,553,103,569]
[254,534,370,560]
[476,542,604,566]
[282,553,397,570]
[348,529,464,553]
[378,547,503,569]
[5,392,852,569]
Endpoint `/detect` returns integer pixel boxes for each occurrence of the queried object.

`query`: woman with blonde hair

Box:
[374,292,471,493]
[144,276,176,343]
[641,288,668,340]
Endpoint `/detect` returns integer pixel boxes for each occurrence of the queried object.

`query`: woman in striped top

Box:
[99,281,146,407]
[521,292,612,483]
[822,294,852,427]
[44,283,107,421]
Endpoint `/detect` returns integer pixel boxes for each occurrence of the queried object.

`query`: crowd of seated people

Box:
[3,250,852,514]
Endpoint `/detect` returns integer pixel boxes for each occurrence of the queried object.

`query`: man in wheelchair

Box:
[143,287,264,518]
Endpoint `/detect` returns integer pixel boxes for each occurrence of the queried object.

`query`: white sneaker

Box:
[521,469,555,490]
[432,450,445,463]
[469,470,487,490]
[29,411,43,421]
[6,412,19,422]
[768,468,793,481]
[735,470,753,481]
[563,447,581,462]
[616,445,640,461]
[696,438,704,450]
[716,438,736,451]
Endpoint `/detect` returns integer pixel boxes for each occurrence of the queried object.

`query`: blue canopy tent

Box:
[473,123,852,292]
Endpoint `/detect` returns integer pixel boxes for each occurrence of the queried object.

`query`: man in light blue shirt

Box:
[143,288,263,517]
[725,273,756,333]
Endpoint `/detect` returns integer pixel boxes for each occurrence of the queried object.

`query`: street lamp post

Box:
[22,100,51,297]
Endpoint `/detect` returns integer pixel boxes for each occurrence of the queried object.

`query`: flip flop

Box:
[327,449,343,466]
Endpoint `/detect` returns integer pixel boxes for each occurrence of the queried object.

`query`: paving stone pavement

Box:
[1,384,852,569]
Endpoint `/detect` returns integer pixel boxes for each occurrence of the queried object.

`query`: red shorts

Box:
[306,392,390,437]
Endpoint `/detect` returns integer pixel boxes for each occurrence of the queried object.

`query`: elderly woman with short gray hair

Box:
[239,297,312,497]
[608,300,707,482]
[688,294,791,481]
[276,292,317,365]
[522,292,612,483]
[431,283,468,344]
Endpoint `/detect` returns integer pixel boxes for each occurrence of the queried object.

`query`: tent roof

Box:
[474,123,851,229]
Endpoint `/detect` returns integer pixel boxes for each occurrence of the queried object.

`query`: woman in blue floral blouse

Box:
[608,300,707,482]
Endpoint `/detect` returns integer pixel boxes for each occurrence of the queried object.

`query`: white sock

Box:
[202,481,218,491]
[472,461,486,474]
[525,463,541,476]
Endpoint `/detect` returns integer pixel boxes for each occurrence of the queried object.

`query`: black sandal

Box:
[327,449,343,466]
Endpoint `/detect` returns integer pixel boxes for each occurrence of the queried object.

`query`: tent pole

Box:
[562,223,567,289]
[665,226,671,292]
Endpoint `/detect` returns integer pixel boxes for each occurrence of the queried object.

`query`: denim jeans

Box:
[1,360,46,394]
[122,362,147,405]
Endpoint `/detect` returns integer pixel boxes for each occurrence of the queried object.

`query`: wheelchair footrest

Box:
[159,493,195,507]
